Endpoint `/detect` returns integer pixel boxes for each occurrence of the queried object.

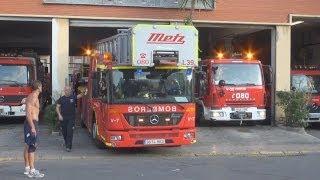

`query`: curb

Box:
[0,150,316,162]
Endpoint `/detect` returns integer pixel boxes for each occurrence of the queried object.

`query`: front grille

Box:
[307,105,320,113]
[0,95,27,104]
[130,133,179,139]
[230,112,252,119]
[124,113,183,127]
[226,100,255,106]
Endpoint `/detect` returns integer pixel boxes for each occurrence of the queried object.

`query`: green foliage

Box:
[180,0,215,25]
[43,104,58,131]
[277,91,310,128]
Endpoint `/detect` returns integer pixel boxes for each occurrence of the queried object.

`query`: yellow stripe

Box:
[112,66,147,70]
[155,66,189,70]
[96,64,106,69]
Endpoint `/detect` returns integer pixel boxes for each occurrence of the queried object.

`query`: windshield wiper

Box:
[241,83,257,86]
[151,99,186,110]
[0,80,23,86]
[173,102,185,110]
[225,83,236,86]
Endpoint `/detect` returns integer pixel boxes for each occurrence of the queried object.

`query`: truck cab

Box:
[291,65,320,122]
[0,57,35,117]
[196,57,267,122]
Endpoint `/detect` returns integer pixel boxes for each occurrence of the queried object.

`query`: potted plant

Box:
[276,90,310,129]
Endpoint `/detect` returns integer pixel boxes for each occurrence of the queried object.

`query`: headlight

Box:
[212,112,224,118]
[184,132,194,139]
[257,111,266,118]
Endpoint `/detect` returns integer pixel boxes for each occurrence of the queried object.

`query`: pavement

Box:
[1,122,320,161]
[1,155,320,180]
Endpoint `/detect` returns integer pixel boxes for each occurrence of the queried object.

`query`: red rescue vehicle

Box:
[0,50,44,117]
[196,52,268,123]
[291,65,320,122]
[80,24,198,148]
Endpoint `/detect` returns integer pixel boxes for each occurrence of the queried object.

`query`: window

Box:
[110,68,193,104]
[213,64,263,86]
[0,65,30,86]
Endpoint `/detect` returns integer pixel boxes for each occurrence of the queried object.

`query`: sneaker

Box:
[24,167,30,175]
[66,148,71,152]
[28,169,45,178]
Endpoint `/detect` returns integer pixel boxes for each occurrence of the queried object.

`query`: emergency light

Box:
[216,52,224,59]
[103,52,112,64]
[245,52,254,60]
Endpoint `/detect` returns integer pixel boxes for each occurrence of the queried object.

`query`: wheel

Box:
[91,121,106,149]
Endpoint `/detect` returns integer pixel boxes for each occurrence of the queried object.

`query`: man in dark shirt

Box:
[56,86,85,152]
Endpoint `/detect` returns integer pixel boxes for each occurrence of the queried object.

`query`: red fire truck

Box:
[195,53,268,123]
[0,50,44,117]
[291,65,320,122]
[80,24,198,148]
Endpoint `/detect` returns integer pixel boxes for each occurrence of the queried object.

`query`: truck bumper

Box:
[103,129,196,148]
[204,107,266,121]
[306,113,320,122]
[0,105,26,117]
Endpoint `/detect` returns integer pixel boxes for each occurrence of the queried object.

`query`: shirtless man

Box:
[23,80,45,178]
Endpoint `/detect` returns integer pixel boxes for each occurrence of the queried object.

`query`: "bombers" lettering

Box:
[128,105,177,113]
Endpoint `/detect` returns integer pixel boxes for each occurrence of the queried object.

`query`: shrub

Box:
[43,104,58,131]
[277,91,310,128]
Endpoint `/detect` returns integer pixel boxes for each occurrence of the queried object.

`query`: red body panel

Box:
[80,57,196,148]
[201,59,266,109]
[81,97,196,147]
[0,57,35,113]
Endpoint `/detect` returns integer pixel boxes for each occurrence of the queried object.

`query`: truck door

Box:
[85,71,100,132]
[90,70,110,135]
[262,65,273,121]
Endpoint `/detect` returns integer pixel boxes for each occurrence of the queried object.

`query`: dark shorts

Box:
[24,120,39,153]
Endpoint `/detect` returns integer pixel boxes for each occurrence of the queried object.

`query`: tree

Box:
[180,0,215,25]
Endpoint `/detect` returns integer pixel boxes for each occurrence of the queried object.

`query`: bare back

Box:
[26,91,40,122]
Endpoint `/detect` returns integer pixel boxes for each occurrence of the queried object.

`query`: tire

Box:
[91,120,106,149]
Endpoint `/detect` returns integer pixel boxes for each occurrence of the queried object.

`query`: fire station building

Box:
[0,0,320,121]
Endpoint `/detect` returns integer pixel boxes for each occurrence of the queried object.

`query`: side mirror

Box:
[218,80,226,87]
[263,65,273,85]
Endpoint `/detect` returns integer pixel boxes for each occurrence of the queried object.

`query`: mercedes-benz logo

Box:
[0,96,4,103]
[149,115,160,125]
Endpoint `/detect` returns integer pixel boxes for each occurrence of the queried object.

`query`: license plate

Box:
[234,108,247,112]
[144,139,165,145]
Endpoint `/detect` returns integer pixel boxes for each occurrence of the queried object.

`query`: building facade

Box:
[0,0,320,121]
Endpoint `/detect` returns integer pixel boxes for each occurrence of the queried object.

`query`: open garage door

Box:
[291,17,320,123]
[0,18,52,118]
[194,23,275,125]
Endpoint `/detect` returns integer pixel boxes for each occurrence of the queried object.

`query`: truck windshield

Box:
[213,64,263,86]
[111,68,193,104]
[291,75,320,94]
[0,65,29,86]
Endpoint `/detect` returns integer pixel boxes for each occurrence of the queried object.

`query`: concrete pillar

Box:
[52,18,69,103]
[273,25,291,122]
